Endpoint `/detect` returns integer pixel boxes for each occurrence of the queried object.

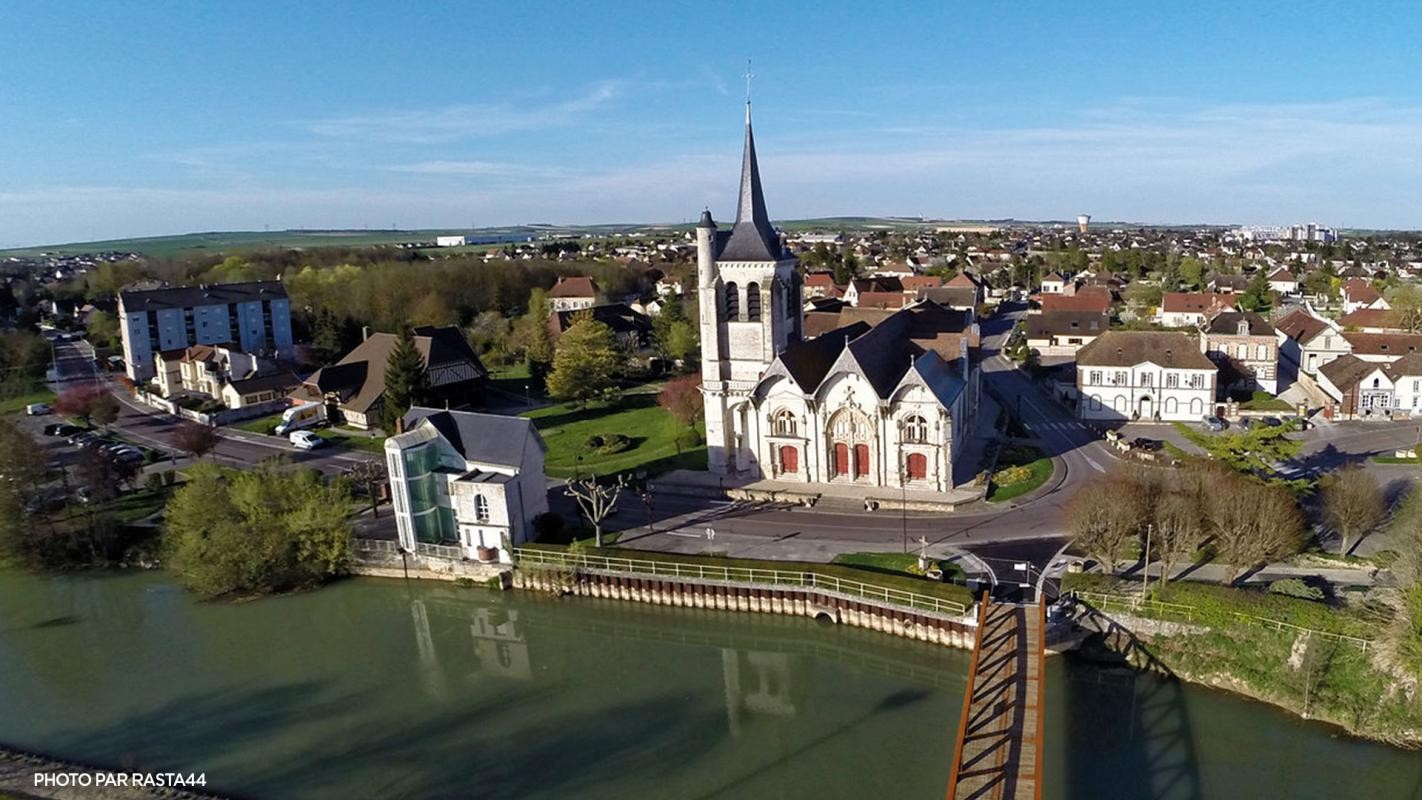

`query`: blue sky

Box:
[3,0,1421,246]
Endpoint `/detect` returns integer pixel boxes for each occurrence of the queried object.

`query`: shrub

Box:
[584,433,631,454]
[1268,578,1326,602]
[994,465,1034,487]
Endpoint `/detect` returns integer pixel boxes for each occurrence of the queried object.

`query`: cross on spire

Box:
[743,59,755,112]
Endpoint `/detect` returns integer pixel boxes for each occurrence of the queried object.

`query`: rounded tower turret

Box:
[697,208,717,288]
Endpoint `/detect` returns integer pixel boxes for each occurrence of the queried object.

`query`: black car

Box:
[44,423,82,437]
[1131,437,1164,452]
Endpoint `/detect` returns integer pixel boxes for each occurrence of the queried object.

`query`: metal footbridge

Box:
[946,595,1046,800]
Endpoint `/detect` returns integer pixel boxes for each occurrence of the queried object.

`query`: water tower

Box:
[1076,214,1091,234]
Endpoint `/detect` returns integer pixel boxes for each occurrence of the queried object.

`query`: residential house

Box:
[547,276,599,312]
[1317,354,1422,419]
[1155,292,1238,327]
[548,303,653,349]
[1275,308,1351,376]
[1267,268,1299,296]
[655,277,684,298]
[118,280,295,382]
[803,272,840,300]
[1208,274,1250,294]
[1025,310,1109,356]
[1038,289,1112,315]
[291,326,487,430]
[1341,331,1422,363]
[385,407,548,563]
[844,276,903,306]
[1200,311,1279,395]
[1076,331,1217,421]
[1040,272,1068,294]
[1341,278,1388,315]
[1338,308,1401,332]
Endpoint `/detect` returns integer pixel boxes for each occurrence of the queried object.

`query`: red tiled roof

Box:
[1041,294,1111,313]
[1161,292,1238,313]
[548,276,599,298]
[1338,308,1395,330]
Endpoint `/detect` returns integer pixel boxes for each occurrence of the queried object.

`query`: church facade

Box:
[699,105,980,494]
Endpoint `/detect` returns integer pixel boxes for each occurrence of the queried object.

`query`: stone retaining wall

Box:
[514,568,977,649]
[352,549,508,584]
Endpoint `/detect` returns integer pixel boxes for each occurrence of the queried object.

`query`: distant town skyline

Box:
[4,1,1422,247]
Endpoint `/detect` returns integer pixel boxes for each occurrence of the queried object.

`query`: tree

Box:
[310,308,346,364]
[1066,476,1146,572]
[1320,465,1384,555]
[163,464,354,598]
[1205,474,1304,583]
[546,316,619,405]
[833,253,861,286]
[513,287,555,385]
[1178,258,1205,290]
[1179,421,1302,483]
[658,374,703,429]
[1124,281,1163,314]
[347,458,388,519]
[1152,489,1207,584]
[55,384,118,429]
[173,421,221,461]
[1385,284,1422,333]
[85,310,119,349]
[382,328,428,432]
[564,473,626,547]
[0,420,49,566]
[1239,270,1272,312]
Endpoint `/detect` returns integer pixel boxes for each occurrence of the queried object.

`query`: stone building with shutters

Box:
[699,101,980,494]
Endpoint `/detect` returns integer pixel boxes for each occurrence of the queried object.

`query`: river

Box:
[0,572,1418,799]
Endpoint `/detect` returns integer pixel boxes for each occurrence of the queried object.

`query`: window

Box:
[1256,345,1268,360]
[1141,372,1153,387]
[746,282,761,321]
[1113,371,1128,387]
[1165,372,1179,388]
[903,415,928,443]
[723,282,739,320]
[1186,374,1205,389]
[773,410,797,436]
[474,494,490,523]
[1088,370,1102,385]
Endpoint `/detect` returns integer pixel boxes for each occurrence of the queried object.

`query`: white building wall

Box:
[1077,364,1215,422]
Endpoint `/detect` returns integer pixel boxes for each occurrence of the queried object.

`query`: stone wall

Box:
[514,568,977,650]
[352,548,508,584]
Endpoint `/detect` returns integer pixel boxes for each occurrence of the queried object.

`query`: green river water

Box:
[0,571,1418,799]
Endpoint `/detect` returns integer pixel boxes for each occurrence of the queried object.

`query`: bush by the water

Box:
[164,464,354,599]
[584,433,631,455]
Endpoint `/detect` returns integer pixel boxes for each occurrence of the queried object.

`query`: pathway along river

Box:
[1,572,1419,799]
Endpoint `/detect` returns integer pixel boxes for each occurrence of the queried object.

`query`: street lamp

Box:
[898,461,908,554]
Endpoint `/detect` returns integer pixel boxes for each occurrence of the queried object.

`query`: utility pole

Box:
[1141,523,1153,600]
[900,462,908,554]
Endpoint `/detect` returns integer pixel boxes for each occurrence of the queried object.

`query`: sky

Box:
[3,0,1422,247]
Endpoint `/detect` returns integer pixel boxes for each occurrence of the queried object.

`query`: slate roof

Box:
[118,280,286,312]
[717,109,786,262]
[777,322,870,389]
[548,303,653,341]
[1076,331,1215,370]
[228,371,301,395]
[401,407,545,467]
[920,286,980,309]
[1204,311,1275,337]
[1025,310,1109,339]
[292,326,485,415]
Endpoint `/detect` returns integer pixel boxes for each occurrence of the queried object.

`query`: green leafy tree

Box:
[1240,270,1272,312]
[514,287,555,386]
[833,253,861,286]
[546,316,620,405]
[0,419,50,566]
[1385,284,1422,333]
[310,309,346,364]
[163,464,354,599]
[85,310,119,349]
[382,329,428,432]
[1179,421,1302,483]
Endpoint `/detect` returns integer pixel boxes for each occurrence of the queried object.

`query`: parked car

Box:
[1131,437,1164,453]
[68,431,102,447]
[289,430,325,450]
[44,423,82,437]
[111,449,145,466]
[25,403,52,416]
[1203,416,1227,432]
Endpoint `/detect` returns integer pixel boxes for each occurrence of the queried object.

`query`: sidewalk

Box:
[1111,558,1379,588]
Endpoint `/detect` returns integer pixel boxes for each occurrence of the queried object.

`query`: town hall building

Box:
[698,103,980,495]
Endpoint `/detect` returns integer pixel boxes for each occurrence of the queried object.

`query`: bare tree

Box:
[1208,474,1304,583]
[173,421,221,461]
[1066,475,1146,574]
[564,473,626,547]
[1321,464,1384,555]
[347,459,388,518]
[1153,489,1207,585]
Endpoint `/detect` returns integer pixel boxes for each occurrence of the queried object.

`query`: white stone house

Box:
[1076,331,1217,421]
[385,408,548,564]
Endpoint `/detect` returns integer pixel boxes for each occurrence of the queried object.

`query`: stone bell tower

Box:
[699,99,802,475]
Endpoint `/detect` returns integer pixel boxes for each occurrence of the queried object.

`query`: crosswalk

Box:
[1021,420,1091,433]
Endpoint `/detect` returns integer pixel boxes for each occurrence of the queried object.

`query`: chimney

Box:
[395,416,405,434]
[362,325,371,341]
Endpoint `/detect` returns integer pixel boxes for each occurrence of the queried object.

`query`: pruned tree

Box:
[564,473,626,548]
[1206,474,1304,583]
[1320,464,1384,555]
[347,458,388,518]
[1153,489,1207,584]
[173,421,221,461]
[658,374,703,430]
[1066,475,1146,574]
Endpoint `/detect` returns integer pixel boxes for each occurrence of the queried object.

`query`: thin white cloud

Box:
[303,82,622,143]
[385,160,569,179]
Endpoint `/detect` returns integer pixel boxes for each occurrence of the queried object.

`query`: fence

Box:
[354,538,463,560]
[513,547,970,618]
[1068,589,1373,652]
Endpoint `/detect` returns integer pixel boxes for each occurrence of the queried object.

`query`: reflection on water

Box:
[0,572,1419,799]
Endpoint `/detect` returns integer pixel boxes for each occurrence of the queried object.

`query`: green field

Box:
[830,551,968,584]
[522,393,704,478]
[0,387,57,415]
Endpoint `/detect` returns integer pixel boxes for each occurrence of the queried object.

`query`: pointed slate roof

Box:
[718,105,785,262]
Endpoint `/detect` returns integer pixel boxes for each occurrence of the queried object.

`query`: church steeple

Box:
[719,100,784,262]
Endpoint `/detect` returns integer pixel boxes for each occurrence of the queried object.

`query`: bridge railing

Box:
[1067,589,1373,652]
[513,547,971,617]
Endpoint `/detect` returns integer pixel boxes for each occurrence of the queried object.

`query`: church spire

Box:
[719,68,783,263]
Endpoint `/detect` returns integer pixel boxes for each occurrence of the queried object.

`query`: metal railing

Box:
[353,539,464,561]
[1068,590,1373,652]
[513,547,971,617]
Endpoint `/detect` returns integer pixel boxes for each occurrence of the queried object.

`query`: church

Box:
[698,103,981,495]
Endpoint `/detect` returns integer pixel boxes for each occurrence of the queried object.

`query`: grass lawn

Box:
[60,487,172,525]
[234,411,286,435]
[522,393,705,478]
[316,427,387,454]
[831,551,968,584]
[524,542,976,610]
[0,387,57,415]
[1372,454,1419,465]
[1237,391,1293,411]
[986,445,1053,503]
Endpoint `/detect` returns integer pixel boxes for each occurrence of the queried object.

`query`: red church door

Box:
[907,452,927,480]
[833,443,849,476]
[780,446,798,473]
[853,444,870,477]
